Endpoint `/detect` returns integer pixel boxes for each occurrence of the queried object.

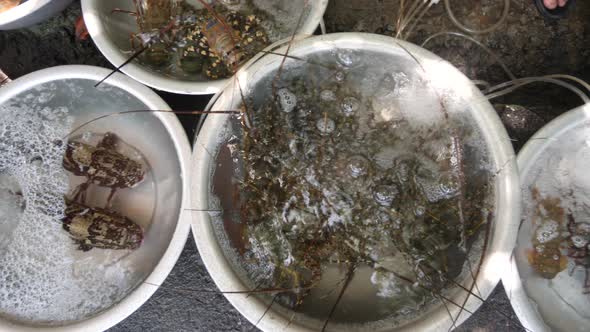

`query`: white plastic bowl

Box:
[0,0,74,30]
[0,65,191,331]
[504,103,590,332]
[191,33,520,331]
[81,0,328,95]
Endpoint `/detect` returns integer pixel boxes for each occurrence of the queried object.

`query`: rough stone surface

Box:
[1,1,590,331]
[0,2,112,78]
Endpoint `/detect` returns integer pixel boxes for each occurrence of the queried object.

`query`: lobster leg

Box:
[71,181,90,204]
[105,187,118,209]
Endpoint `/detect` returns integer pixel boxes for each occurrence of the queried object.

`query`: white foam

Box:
[370,270,402,298]
[0,102,137,324]
[277,88,297,113]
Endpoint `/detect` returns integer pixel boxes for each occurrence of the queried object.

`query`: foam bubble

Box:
[370,270,402,298]
[348,155,369,178]
[336,49,358,67]
[373,185,399,207]
[0,102,138,324]
[571,235,589,249]
[535,220,560,244]
[278,88,297,113]
[320,90,337,102]
[316,117,335,135]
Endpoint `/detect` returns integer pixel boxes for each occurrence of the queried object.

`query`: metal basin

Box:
[0,0,74,30]
[191,33,520,331]
[504,103,590,332]
[0,65,191,331]
[81,0,328,95]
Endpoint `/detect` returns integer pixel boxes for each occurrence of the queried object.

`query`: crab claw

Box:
[75,15,89,41]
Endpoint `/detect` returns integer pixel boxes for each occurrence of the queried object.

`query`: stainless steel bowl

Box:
[0,0,74,30]
[0,65,191,331]
[504,103,590,332]
[191,33,520,331]
[81,0,328,95]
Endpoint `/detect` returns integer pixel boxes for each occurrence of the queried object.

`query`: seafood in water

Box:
[128,0,179,66]
[62,132,146,251]
[0,0,21,14]
[527,190,568,279]
[119,0,269,79]
[221,79,490,318]
[63,132,145,205]
[62,198,143,252]
[566,213,590,293]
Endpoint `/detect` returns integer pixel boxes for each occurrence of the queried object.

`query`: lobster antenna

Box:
[94,46,147,88]
[61,109,241,141]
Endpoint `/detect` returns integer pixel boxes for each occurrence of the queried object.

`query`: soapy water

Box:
[0,81,157,325]
[517,121,590,331]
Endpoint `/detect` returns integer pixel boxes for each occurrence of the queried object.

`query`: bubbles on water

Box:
[37,92,55,104]
[316,117,335,136]
[81,131,93,142]
[0,98,139,324]
[413,157,460,203]
[334,71,346,82]
[320,90,337,102]
[535,220,560,244]
[278,88,297,113]
[424,177,460,203]
[341,96,360,116]
[371,270,402,298]
[571,235,589,249]
[348,155,369,178]
[376,210,390,224]
[373,185,399,207]
[414,205,426,217]
[0,174,24,252]
[575,222,590,234]
[0,106,70,223]
[336,49,358,67]
[374,72,410,100]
